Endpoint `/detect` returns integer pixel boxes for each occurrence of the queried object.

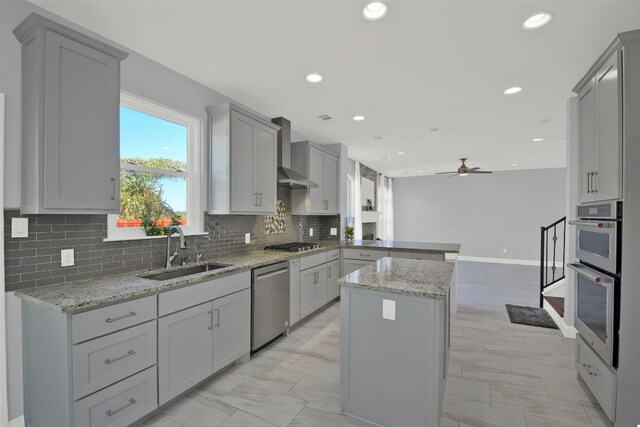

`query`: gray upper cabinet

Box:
[291,141,340,215]
[14,13,128,214]
[575,49,622,203]
[207,103,279,214]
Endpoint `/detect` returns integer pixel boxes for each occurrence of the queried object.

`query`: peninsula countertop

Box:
[15,240,459,313]
[338,257,454,299]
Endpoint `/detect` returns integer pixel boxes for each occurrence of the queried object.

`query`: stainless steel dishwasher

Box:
[252,261,290,351]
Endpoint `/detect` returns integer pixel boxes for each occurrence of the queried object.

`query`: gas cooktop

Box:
[264,242,321,252]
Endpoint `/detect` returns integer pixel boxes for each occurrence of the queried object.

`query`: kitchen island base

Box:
[340,285,450,427]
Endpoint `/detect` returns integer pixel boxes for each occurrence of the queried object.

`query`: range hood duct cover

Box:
[272,117,319,189]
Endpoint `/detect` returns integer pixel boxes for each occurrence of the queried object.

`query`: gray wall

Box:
[393,168,567,261]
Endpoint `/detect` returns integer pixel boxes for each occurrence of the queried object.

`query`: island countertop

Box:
[343,240,460,253]
[338,256,454,299]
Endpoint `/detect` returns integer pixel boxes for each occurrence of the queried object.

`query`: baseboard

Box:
[456,256,540,266]
[8,415,24,427]
[543,301,577,339]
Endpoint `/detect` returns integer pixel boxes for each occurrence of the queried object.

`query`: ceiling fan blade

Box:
[469,170,493,174]
[435,171,458,175]
[468,167,481,171]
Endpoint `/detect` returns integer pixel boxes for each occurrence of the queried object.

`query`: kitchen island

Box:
[338,257,454,427]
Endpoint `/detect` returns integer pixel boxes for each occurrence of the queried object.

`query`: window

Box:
[107,93,202,240]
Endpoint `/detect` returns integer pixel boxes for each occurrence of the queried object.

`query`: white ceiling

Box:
[32,0,640,177]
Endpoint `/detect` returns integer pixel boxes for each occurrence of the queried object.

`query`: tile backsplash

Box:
[4,189,339,292]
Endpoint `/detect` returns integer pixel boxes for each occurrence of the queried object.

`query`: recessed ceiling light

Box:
[374,136,382,140]
[532,138,544,142]
[512,163,519,167]
[504,87,522,95]
[430,128,439,132]
[363,2,388,21]
[417,170,423,173]
[353,115,365,121]
[306,73,323,83]
[523,13,552,30]
[397,151,405,155]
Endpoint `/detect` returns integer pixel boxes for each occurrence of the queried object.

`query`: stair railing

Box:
[539,217,567,308]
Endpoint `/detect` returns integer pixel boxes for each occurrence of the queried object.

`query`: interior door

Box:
[254,124,277,213]
[158,302,213,405]
[578,79,597,203]
[323,154,339,213]
[594,52,622,201]
[230,111,256,212]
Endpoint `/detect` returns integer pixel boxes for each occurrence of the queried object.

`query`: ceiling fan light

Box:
[459,171,469,177]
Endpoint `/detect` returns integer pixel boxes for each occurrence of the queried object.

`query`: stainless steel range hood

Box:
[271,117,318,189]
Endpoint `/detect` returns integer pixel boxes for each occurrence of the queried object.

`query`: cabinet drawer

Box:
[299,252,329,270]
[73,321,157,400]
[327,249,340,261]
[159,271,250,316]
[342,248,388,261]
[72,296,157,344]
[576,335,617,420]
[388,250,445,262]
[74,366,157,427]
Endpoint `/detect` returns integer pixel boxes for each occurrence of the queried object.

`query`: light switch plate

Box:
[383,299,396,320]
[309,228,314,237]
[61,249,74,267]
[330,228,337,236]
[11,218,29,238]
[245,233,251,244]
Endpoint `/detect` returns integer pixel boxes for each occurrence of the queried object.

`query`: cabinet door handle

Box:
[328,268,331,278]
[215,307,220,327]
[593,171,598,193]
[105,312,136,323]
[106,398,136,417]
[360,253,371,257]
[104,350,136,365]
[110,176,118,201]
[208,310,213,330]
[259,193,263,206]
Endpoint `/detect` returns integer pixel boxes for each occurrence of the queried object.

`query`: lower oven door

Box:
[568,263,615,366]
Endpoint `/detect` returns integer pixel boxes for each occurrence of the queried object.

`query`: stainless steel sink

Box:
[143,263,231,281]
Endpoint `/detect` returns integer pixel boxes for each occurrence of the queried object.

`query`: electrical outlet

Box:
[309,228,314,237]
[61,249,74,267]
[330,227,337,236]
[503,248,508,254]
[11,218,29,238]
[245,233,251,244]
[383,299,396,321]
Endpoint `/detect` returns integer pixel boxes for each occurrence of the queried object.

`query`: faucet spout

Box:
[166,225,187,269]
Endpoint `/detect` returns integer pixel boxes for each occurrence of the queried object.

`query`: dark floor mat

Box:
[505,304,559,329]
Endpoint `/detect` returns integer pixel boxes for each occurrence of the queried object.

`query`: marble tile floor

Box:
[141,263,612,427]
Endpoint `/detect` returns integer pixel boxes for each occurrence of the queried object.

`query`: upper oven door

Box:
[570,220,618,274]
[568,263,615,366]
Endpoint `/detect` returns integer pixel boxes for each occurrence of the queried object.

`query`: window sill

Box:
[103,232,209,243]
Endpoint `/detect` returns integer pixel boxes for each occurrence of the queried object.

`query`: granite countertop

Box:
[343,240,461,253]
[15,240,459,313]
[338,257,454,299]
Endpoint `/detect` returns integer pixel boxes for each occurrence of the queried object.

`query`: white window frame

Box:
[106,92,203,241]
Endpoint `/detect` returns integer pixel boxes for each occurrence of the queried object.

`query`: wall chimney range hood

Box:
[271,117,319,189]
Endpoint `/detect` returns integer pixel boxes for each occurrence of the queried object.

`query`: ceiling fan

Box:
[435,158,493,177]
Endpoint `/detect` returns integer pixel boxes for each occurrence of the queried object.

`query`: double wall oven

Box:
[569,201,621,367]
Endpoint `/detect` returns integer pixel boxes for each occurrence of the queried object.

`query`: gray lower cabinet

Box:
[158,302,214,405]
[13,13,128,214]
[212,289,251,373]
[299,268,317,319]
[342,259,375,277]
[326,260,340,301]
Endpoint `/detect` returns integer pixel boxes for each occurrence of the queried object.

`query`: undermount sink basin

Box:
[143,263,232,281]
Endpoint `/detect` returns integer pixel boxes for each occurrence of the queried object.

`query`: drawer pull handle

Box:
[105,312,137,323]
[360,253,371,257]
[106,398,136,417]
[105,350,136,365]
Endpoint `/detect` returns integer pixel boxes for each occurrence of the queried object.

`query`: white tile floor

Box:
[141,262,612,427]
